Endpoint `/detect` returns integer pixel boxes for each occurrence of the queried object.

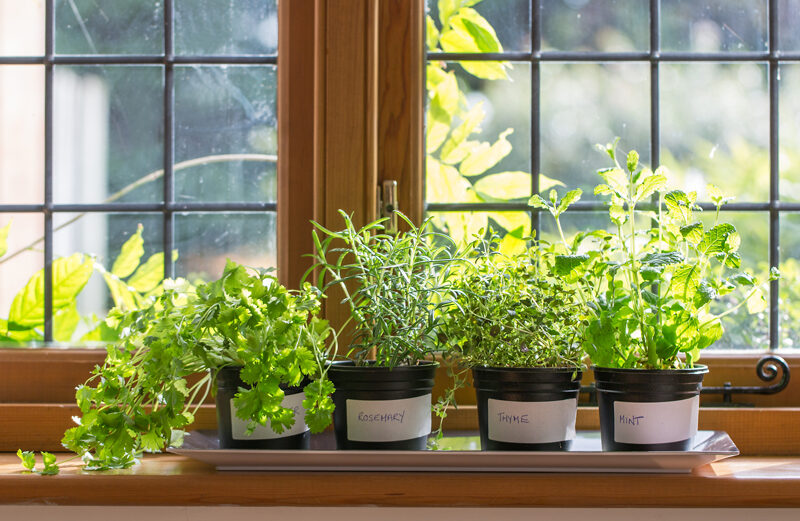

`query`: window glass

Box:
[55,0,164,55]
[542,0,649,52]
[661,0,768,52]
[426,0,531,52]
[175,0,278,55]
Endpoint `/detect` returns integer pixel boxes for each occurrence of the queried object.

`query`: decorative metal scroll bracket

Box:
[700,354,791,406]
[578,355,791,407]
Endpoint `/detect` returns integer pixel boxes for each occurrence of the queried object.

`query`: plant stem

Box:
[0,153,277,265]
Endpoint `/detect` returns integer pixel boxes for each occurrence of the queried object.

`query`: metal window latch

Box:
[377,180,398,233]
[579,355,791,407]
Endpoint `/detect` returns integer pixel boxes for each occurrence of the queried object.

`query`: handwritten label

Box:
[346,394,432,442]
[487,398,577,444]
[613,396,699,445]
[230,391,309,440]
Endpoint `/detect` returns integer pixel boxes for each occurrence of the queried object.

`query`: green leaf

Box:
[111,224,144,278]
[554,254,590,278]
[439,9,508,80]
[680,222,704,245]
[725,231,741,253]
[426,15,440,50]
[8,254,93,328]
[664,190,695,224]
[459,128,513,177]
[17,449,35,471]
[102,272,139,311]
[707,184,734,207]
[698,223,736,256]
[697,319,724,350]
[634,172,667,202]
[641,251,684,266]
[730,272,756,286]
[75,385,93,414]
[539,174,565,191]
[53,304,81,342]
[438,0,458,27]
[439,102,484,163]
[626,150,639,173]
[473,172,531,200]
[670,264,701,302]
[527,194,550,210]
[41,452,59,475]
[128,252,171,293]
[0,220,10,258]
[426,70,458,153]
[140,430,164,453]
[556,189,583,216]
[609,204,627,226]
[597,168,628,198]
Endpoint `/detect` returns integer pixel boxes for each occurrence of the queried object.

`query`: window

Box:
[0,0,278,343]
[424,0,800,351]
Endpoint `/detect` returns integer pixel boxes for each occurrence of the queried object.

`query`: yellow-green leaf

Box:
[597,167,629,197]
[540,174,565,192]
[102,272,139,312]
[127,251,175,293]
[53,304,81,342]
[8,254,93,328]
[111,224,144,279]
[460,128,513,177]
[426,15,440,50]
[490,212,531,238]
[439,102,484,163]
[746,288,768,314]
[473,171,531,200]
[426,156,473,203]
[0,220,10,258]
[498,233,526,257]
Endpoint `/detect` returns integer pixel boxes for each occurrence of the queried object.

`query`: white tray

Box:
[168,430,738,474]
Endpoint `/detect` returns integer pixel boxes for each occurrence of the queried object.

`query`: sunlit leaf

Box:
[127,252,174,293]
[460,128,513,177]
[426,15,440,50]
[439,102,484,163]
[473,171,531,200]
[0,220,10,258]
[746,288,767,314]
[53,304,81,342]
[111,224,144,279]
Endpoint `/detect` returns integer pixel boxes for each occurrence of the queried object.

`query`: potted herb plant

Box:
[309,211,459,450]
[535,140,777,451]
[443,234,586,451]
[52,260,334,471]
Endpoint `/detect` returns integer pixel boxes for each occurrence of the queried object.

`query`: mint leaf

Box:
[641,251,683,267]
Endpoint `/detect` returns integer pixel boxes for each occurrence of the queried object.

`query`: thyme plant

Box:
[443,235,585,369]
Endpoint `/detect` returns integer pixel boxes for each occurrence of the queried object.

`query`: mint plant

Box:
[535,140,777,369]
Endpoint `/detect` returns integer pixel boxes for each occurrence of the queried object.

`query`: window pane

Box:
[779,0,800,50]
[427,61,531,205]
[53,66,164,204]
[55,0,163,55]
[174,65,277,203]
[661,0,768,52]
[426,0,531,52]
[0,213,44,344]
[706,212,769,350]
[175,212,276,281]
[541,62,650,199]
[0,0,44,55]
[660,63,769,202]
[0,66,44,204]
[542,0,649,52]
[780,64,800,201]
[52,212,163,342]
[175,0,278,55]
[780,213,800,348]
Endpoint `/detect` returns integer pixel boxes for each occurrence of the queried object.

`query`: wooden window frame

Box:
[2,0,798,456]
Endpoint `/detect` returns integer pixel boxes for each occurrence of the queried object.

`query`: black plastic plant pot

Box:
[472,366,582,451]
[593,365,708,451]
[214,366,310,450]
[327,360,438,450]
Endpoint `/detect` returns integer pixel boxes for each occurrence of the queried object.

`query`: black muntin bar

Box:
[530,0,542,239]
[43,0,55,342]
[0,55,277,65]
[769,0,780,350]
[650,0,660,168]
[428,51,786,63]
[426,201,789,213]
[163,0,175,280]
[0,203,277,213]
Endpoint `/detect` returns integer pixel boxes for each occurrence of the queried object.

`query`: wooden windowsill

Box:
[2,452,800,508]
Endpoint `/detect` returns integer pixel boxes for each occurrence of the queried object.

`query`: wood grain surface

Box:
[2,452,800,507]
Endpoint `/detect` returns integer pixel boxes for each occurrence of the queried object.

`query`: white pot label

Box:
[230,391,309,440]
[487,398,577,444]
[346,394,432,442]
[613,396,699,444]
